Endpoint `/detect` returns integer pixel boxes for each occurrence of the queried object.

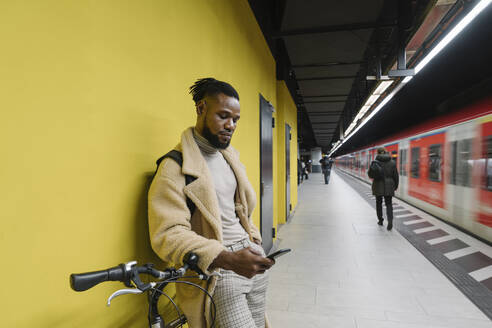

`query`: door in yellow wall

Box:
[260,94,274,253]
[285,123,292,221]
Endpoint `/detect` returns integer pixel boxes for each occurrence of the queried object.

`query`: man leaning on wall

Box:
[148,78,274,328]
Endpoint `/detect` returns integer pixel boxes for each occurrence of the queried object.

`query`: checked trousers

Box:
[214,240,269,328]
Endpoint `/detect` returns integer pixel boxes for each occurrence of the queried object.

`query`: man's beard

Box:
[202,123,230,149]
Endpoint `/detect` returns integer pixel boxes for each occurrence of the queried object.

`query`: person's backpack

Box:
[368,160,385,180]
[154,150,196,214]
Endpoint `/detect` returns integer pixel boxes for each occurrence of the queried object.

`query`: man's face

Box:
[195,93,241,149]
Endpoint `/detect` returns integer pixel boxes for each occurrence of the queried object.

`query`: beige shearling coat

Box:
[148,127,264,328]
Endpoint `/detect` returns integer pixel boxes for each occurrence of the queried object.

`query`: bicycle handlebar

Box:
[70,263,127,292]
[70,253,208,293]
[70,253,219,327]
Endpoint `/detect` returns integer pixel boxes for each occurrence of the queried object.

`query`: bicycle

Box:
[70,253,219,328]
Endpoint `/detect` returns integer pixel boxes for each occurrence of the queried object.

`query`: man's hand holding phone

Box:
[266,248,292,260]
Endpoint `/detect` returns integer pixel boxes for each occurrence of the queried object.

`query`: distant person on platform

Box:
[319,155,333,184]
[301,160,308,181]
[297,158,302,184]
[368,147,399,230]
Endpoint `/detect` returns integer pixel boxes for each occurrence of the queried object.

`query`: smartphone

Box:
[266,248,291,260]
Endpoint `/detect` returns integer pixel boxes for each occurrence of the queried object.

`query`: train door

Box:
[385,142,399,193]
[398,140,409,198]
[355,153,359,175]
[357,152,362,177]
[447,122,476,229]
[408,131,446,209]
[361,150,366,178]
[367,148,376,182]
[477,118,492,234]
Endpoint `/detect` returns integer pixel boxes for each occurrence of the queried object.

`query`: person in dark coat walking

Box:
[301,160,309,181]
[297,158,303,184]
[319,155,333,184]
[368,147,399,230]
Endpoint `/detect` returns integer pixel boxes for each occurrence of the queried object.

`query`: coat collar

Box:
[177,128,221,239]
[177,127,256,238]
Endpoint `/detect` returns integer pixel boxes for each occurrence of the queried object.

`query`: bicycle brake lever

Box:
[106,288,143,306]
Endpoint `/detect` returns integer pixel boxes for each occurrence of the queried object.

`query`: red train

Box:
[336,96,492,243]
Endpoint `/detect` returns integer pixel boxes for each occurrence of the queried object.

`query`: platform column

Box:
[311,147,322,173]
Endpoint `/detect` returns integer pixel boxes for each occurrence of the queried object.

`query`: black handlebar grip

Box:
[70,265,125,292]
[183,252,205,275]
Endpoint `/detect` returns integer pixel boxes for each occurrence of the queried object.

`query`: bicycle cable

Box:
[149,276,217,328]
[164,280,217,328]
[148,284,182,328]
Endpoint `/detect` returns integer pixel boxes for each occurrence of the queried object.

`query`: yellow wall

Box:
[0,1,287,327]
[276,81,299,225]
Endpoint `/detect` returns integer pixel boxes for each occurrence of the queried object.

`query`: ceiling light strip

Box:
[328,0,491,157]
[415,0,492,74]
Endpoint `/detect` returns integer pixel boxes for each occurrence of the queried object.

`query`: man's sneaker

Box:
[377,220,383,226]
[387,222,393,230]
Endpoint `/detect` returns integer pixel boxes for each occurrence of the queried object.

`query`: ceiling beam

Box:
[308,112,342,115]
[304,100,346,104]
[292,61,363,68]
[307,113,342,116]
[303,94,350,98]
[297,75,357,81]
[272,20,396,38]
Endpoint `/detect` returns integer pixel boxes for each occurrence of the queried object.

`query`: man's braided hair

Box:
[189,78,239,104]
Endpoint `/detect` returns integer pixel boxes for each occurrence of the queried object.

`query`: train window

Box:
[399,150,403,175]
[410,147,420,178]
[404,149,408,176]
[399,149,407,176]
[450,141,457,185]
[486,136,492,191]
[428,144,442,182]
[457,139,472,187]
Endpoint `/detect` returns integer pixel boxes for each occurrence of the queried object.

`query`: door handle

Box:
[261,181,264,196]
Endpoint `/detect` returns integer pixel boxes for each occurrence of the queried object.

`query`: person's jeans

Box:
[323,170,331,184]
[376,196,393,223]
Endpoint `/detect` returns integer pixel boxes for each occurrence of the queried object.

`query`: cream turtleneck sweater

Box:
[193,129,248,246]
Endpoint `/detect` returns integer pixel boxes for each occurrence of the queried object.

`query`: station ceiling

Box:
[249,0,492,155]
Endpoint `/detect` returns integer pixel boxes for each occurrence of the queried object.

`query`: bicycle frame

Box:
[148,280,187,328]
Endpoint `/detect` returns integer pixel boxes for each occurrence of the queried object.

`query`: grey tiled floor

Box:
[266,171,492,328]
